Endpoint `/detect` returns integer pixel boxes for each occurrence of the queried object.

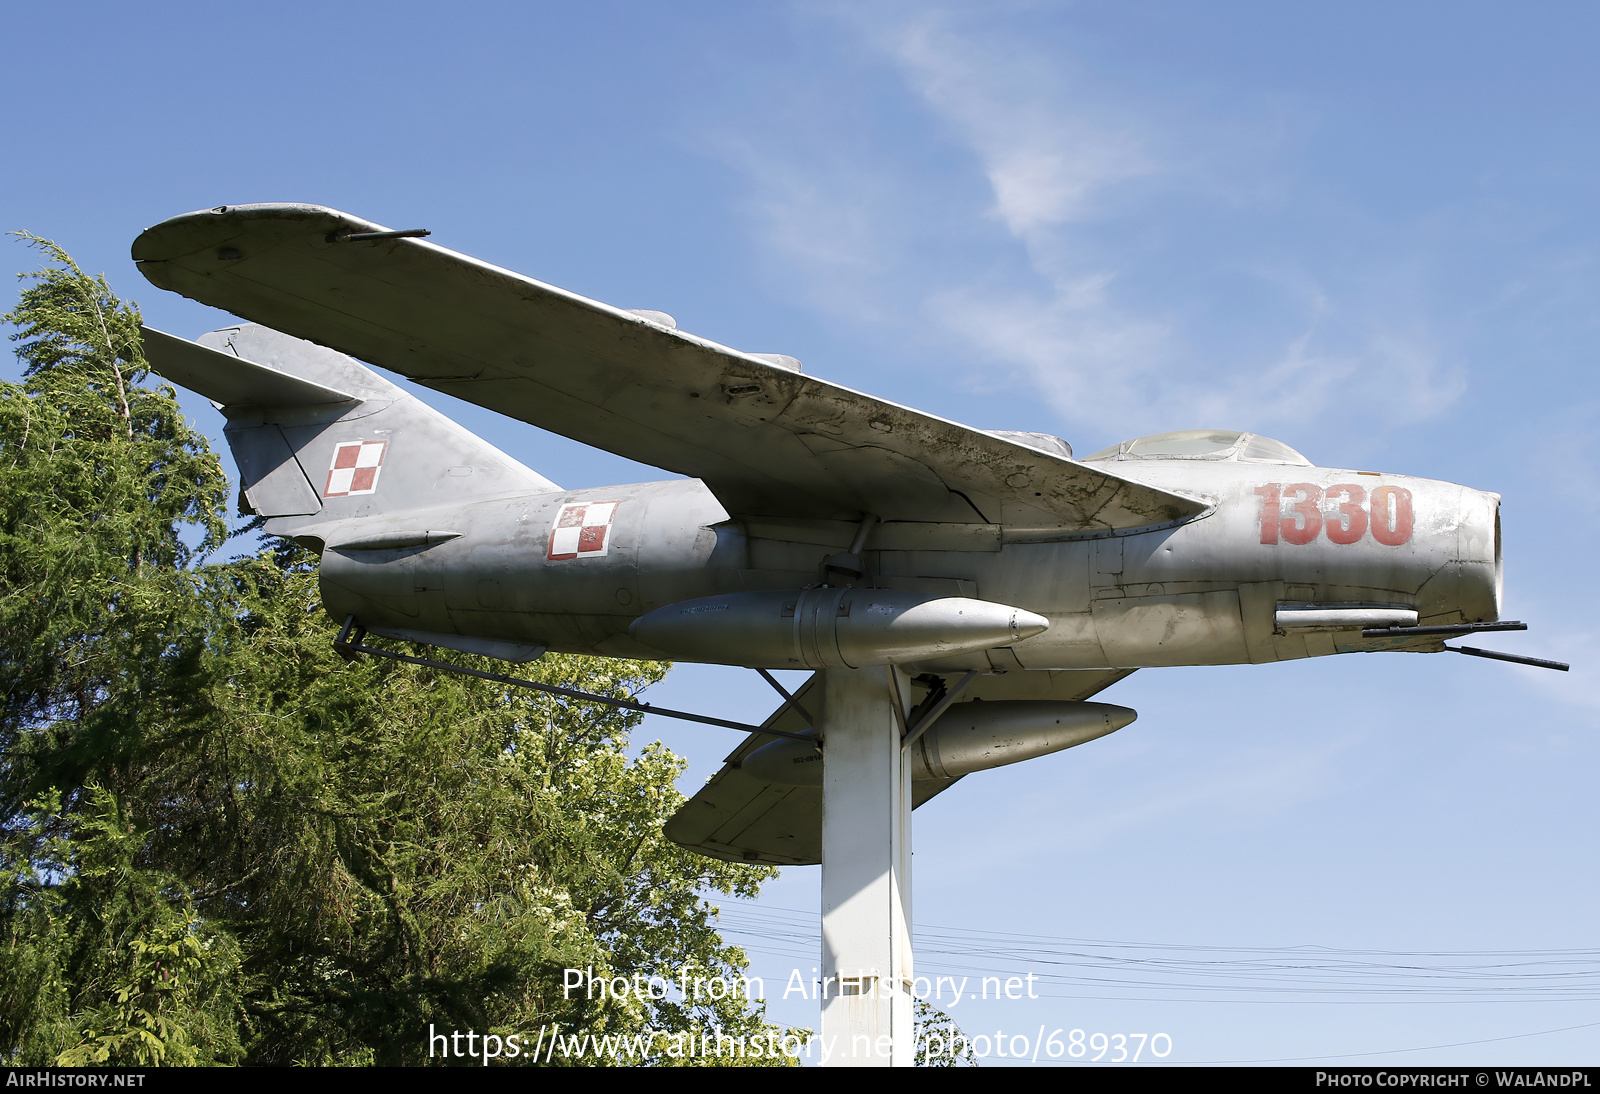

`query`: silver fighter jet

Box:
[133,203,1550,868]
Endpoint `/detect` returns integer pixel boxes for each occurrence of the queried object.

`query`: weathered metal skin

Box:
[133,244,1502,675]
[911,699,1138,778]
[318,479,737,660]
[131,203,1211,534]
[741,699,1137,785]
[628,588,1049,669]
[903,461,1501,671]
[130,207,1519,878]
[312,457,1498,671]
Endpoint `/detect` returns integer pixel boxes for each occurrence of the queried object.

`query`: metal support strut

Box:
[333,617,818,743]
[819,666,915,1066]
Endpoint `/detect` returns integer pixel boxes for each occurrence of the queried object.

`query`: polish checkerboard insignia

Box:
[324,440,388,498]
[548,501,618,560]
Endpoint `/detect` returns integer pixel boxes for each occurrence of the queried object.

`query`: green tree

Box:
[0,234,241,1064]
[0,234,227,810]
[178,546,782,1065]
[914,999,976,1067]
[5,788,244,1066]
[0,238,788,1066]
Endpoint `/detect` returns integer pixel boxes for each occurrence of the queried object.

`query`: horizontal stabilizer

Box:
[141,325,356,407]
[137,323,559,529]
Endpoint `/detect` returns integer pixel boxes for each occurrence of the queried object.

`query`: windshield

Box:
[1084,430,1312,466]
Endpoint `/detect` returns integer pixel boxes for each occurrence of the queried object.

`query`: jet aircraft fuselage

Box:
[130,204,1523,866]
[311,449,1501,674]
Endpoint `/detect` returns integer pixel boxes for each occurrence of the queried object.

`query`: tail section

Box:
[142,323,558,540]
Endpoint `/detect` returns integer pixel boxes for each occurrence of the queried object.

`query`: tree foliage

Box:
[0,238,784,1065]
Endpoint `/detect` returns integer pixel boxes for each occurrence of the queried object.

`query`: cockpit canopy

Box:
[1083,429,1312,466]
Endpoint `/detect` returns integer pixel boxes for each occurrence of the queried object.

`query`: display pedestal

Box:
[818,666,914,1067]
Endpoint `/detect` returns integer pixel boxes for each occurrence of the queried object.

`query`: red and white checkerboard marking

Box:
[324,440,388,498]
[548,501,618,560]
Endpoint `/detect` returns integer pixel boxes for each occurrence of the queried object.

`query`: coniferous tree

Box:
[0,238,788,1066]
[0,234,239,1064]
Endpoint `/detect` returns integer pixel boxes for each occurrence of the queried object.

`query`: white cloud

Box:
[927,274,1174,423]
[1067,742,1350,844]
[721,137,893,322]
[866,9,1465,438]
[878,13,1155,237]
[712,3,1468,443]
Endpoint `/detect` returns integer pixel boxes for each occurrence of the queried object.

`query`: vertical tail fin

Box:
[141,323,558,539]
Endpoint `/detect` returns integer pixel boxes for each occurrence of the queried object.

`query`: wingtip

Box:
[132,203,381,263]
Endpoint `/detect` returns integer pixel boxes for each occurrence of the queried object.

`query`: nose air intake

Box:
[1456,487,1503,623]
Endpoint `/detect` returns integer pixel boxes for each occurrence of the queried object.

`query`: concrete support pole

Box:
[819,666,914,1067]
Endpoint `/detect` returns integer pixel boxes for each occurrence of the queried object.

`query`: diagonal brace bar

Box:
[755,667,815,727]
[334,617,818,742]
[901,670,978,751]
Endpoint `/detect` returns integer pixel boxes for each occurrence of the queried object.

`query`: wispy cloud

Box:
[714,4,1468,443]
[866,8,1462,437]
[1064,740,1353,846]
[936,730,1361,875]
[718,134,896,323]
[880,13,1155,238]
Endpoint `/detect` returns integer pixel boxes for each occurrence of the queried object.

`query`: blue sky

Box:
[6,1,1598,1066]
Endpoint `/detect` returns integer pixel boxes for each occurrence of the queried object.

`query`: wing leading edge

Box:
[133,204,1207,533]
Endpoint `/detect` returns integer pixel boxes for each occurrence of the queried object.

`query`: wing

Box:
[133,204,1206,531]
[662,668,1136,866]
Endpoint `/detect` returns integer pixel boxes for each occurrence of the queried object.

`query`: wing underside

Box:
[133,204,1207,532]
[662,668,1135,865]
